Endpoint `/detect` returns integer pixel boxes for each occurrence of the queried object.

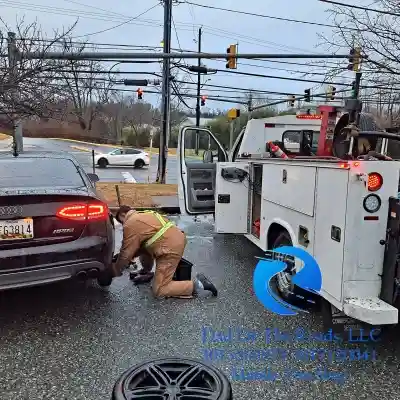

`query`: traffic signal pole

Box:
[195,27,202,156]
[195,27,202,129]
[157,0,173,184]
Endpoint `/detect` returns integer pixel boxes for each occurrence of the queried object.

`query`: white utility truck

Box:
[177,103,400,332]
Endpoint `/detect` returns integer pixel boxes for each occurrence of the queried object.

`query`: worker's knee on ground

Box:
[152,282,166,298]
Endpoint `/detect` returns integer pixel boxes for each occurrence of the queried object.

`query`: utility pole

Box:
[7,32,22,154]
[156,0,173,184]
[194,27,202,156]
[195,27,202,128]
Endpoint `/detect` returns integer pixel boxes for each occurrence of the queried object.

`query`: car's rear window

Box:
[0,158,85,188]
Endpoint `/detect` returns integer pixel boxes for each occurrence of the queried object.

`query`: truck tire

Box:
[98,158,108,168]
[272,231,319,311]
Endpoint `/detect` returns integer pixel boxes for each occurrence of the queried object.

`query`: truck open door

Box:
[178,126,250,234]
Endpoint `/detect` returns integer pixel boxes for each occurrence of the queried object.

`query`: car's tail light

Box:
[56,202,108,221]
[88,204,108,220]
[368,173,383,192]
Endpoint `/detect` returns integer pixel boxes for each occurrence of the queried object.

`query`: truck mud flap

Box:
[380,196,400,305]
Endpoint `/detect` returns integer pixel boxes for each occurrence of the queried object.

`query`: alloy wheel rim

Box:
[121,359,223,399]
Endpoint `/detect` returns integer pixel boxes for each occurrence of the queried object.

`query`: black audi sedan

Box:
[0,151,115,290]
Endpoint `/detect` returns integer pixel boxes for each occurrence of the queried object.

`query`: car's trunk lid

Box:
[0,187,105,250]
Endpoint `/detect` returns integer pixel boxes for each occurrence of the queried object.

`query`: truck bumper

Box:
[344,297,398,325]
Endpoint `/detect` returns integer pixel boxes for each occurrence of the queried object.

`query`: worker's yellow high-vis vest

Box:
[137,211,175,248]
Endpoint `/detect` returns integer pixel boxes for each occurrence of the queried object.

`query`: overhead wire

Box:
[183,1,364,31]
[319,0,400,17]
[71,3,161,38]
[0,1,327,54]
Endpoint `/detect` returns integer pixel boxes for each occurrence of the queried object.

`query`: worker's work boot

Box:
[130,271,154,284]
[193,273,218,296]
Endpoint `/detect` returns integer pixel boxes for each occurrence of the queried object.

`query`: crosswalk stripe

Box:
[121,172,137,183]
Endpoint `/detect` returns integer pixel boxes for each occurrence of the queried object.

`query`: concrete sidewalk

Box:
[0,139,12,150]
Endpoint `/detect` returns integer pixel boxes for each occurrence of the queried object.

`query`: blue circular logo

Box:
[253,246,322,316]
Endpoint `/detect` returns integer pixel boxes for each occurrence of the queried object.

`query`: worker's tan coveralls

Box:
[113,211,194,298]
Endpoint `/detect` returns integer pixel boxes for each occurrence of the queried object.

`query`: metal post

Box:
[195,27,202,156]
[92,150,95,174]
[229,119,234,150]
[7,32,23,154]
[195,27,202,128]
[148,130,154,183]
[156,0,172,184]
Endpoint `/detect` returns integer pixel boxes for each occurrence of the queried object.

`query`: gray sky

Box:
[1,0,364,111]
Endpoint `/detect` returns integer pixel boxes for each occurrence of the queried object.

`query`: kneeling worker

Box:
[113,206,218,298]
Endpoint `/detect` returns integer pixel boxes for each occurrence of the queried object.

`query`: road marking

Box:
[121,172,137,183]
[185,236,214,240]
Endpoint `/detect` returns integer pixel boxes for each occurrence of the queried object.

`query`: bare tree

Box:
[55,38,115,135]
[317,1,400,124]
[0,18,77,127]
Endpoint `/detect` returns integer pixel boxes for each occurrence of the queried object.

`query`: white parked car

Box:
[94,148,150,169]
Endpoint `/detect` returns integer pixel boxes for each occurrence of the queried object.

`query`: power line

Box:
[319,0,400,17]
[183,1,363,31]
[71,3,160,38]
[62,0,130,19]
[1,1,323,54]
[174,65,351,86]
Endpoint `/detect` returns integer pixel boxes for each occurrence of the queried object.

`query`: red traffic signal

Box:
[137,88,143,99]
[201,95,207,106]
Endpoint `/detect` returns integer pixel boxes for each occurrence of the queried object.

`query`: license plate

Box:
[0,218,34,240]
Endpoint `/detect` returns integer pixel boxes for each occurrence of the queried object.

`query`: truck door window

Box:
[282,130,319,154]
[282,131,301,153]
[183,128,223,164]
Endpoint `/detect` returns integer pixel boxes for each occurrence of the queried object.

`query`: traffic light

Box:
[201,95,207,106]
[304,88,311,102]
[348,47,361,71]
[331,86,336,100]
[137,88,143,100]
[288,95,295,107]
[227,108,241,119]
[226,44,237,69]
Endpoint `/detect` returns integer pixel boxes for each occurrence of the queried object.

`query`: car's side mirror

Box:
[203,150,214,163]
[87,173,100,183]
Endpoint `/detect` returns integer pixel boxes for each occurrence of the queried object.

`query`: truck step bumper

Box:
[343,297,398,325]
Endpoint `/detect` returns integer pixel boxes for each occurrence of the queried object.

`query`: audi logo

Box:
[0,206,23,217]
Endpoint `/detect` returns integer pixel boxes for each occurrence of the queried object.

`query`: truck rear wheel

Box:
[272,231,319,311]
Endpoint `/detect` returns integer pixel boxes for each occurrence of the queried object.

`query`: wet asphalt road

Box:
[21,137,178,184]
[2,137,400,399]
[0,215,400,399]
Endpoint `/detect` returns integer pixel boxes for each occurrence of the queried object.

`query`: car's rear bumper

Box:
[0,235,113,290]
[0,260,107,290]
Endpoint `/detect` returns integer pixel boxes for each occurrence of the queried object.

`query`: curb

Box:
[70,145,99,153]
[51,138,122,149]
[48,138,177,155]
